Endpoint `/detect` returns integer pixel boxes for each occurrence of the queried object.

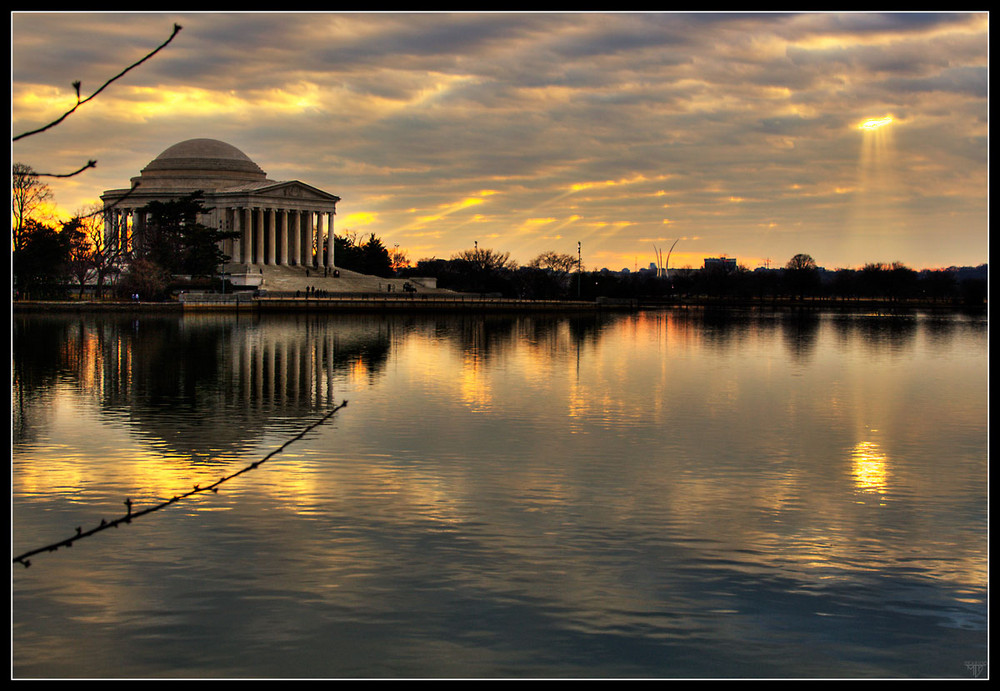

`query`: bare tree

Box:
[452,246,518,272]
[12,23,181,300]
[12,163,53,251]
[388,245,410,274]
[527,250,578,274]
[61,218,94,298]
[71,204,130,298]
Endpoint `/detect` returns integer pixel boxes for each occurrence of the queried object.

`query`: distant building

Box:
[703,257,737,272]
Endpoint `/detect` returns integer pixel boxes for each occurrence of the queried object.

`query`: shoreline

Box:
[12,295,985,315]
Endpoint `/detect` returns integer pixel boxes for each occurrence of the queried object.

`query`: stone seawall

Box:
[189,294,616,313]
[14,295,629,314]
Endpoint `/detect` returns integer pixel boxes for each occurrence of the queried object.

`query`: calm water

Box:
[12,308,988,678]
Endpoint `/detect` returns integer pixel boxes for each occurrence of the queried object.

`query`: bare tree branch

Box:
[35,160,98,179]
[92,181,142,218]
[13,401,349,569]
[13,23,182,142]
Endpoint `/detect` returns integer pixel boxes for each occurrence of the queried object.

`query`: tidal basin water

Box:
[12,308,988,678]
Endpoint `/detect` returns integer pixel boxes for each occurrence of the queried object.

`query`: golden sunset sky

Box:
[11,12,988,271]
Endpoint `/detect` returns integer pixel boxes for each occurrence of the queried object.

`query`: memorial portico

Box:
[101,138,340,272]
[215,194,337,269]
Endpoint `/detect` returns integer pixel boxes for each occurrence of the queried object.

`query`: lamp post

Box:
[577,241,582,298]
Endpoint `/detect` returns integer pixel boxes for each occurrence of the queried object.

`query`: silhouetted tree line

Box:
[624,261,986,306]
[333,231,394,278]
[402,249,986,306]
[399,247,582,298]
[12,186,237,300]
[12,24,190,300]
[117,192,238,300]
[12,218,88,299]
[601,260,986,306]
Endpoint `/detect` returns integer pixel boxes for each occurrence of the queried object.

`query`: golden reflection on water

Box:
[12,311,990,677]
[850,440,889,496]
[458,352,493,412]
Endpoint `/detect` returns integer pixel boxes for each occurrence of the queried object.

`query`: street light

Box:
[577,241,582,298]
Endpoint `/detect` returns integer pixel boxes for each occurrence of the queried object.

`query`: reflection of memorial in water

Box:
[16,314,391,460]
[135,315,392,459]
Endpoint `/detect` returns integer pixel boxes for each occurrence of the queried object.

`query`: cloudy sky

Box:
[12,11,988,271]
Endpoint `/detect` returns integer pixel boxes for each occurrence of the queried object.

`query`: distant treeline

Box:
[402,257,987,306]
[659,262,987,305]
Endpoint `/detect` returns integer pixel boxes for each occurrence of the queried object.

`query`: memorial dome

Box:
[133,138,267,189]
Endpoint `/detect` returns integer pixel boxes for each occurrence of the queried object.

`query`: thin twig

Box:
[13,24,182,142]
[35,160,98,179]
[12,400,348,569]
[79,181,142,220]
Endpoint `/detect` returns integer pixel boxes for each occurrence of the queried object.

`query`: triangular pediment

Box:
[262,180,341,202]
[216,179,340,203]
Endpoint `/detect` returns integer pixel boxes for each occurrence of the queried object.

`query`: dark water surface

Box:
[12,309,988,678]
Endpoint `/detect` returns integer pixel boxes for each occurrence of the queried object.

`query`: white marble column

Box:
[242,208,252,264]
[103,210,113,254]
[278,210,288,266]
[105,209,120,254]
[295,210,304,267]
[240,207,252,264]
[266,207,276,265]
[241,207,251,264]
[303,211,315,267]
[232,208,244,264]
[133,209,146,255]
[289,210,300,266]
[254,207,265,265]
[326,211,335,268]
[118,210,130,255]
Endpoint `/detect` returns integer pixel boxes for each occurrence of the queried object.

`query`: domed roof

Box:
[139,138,267,180]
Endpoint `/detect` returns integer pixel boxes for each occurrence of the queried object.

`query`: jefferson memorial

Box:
[101,138,341,280]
